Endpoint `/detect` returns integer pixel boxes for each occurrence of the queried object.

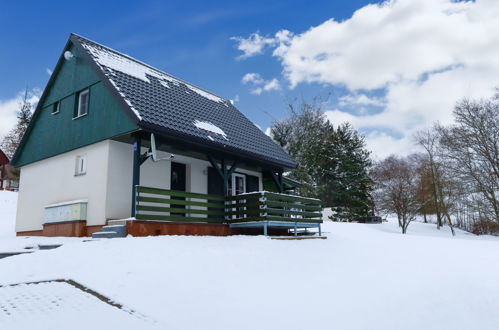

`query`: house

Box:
[0,149,18,190]
[12,33,322,238]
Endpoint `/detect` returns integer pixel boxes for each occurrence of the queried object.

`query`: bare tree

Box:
[372,155,420,234]
[438,98,499,224]
[414,129,445,229]
[0,88,33,159]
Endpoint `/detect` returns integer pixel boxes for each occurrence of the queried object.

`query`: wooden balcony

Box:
[134,186,323,236]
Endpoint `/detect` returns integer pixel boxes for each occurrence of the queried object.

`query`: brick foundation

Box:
[17,221,104,237]
[126,220,232,236]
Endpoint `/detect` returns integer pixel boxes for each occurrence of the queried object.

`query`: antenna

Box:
[148,133,174,162]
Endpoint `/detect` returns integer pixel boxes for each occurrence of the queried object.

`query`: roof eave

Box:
[138,122,297,171]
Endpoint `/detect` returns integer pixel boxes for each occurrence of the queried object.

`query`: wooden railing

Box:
[135,186,323,224]
[225,191,323,224]
[135,186,225,223]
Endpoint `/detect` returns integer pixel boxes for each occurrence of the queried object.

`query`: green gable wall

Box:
[14,44,138,167]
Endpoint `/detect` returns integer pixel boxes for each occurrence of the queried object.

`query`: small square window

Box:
[74,89,89,118]
[52,101,60,114]
[75,155,87,176]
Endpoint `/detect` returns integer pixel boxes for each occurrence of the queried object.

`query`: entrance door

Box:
[170,162,186,216]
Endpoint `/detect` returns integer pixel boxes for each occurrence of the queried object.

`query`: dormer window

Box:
[74,88,89,118]
[52,101,60,115]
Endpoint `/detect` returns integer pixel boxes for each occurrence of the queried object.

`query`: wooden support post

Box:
[131,136,141,217]
[270,170,284,193]
[222,159,228,197]
[278,170,283,192]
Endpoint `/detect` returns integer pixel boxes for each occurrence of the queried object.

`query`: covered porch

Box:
[132,186,323,236]
[113,131,322,236]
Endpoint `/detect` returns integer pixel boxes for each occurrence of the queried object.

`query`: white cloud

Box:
[46,68,53,76]
[229,94,240,105]
[233,0,499,157]
[338,93,385,107]
[231,32,275,59]
[242,73,264,85]
[0,90,40,140]
[242,73,281,95]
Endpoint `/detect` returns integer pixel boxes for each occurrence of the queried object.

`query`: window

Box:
[228,173,246,196]
[74,88,89,118]
[52,101,60,115]
[75,155,87,176]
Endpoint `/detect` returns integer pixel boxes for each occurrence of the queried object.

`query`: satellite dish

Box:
[148,133,174,162]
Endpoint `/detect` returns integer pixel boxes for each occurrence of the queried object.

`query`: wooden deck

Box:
[134,186,323,236]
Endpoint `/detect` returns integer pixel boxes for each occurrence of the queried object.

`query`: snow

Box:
[0,281,160,330]
[1,193,499,329]
[0,191,17,238]
[45,199,88,208]
[193,120,228,139]
[81,42,227,106]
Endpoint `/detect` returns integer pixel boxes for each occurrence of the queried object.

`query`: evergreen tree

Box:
[271,99,373,221]
[328,123,373,221]
[0,88,33,159]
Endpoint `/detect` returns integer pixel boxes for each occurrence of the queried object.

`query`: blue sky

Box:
[0,0,372,122]
[1,0,498,158]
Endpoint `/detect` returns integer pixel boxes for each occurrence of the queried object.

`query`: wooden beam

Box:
[227,160,238,177]
[222,159,228,197]
[207,155,224,179]
[270,170,283,193]
[131,136,141,217]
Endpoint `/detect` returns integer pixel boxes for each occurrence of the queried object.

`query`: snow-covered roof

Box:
[71,34,296,169]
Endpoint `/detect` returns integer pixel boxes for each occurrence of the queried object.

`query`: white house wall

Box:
[16,139,265,232]
[104,140,263,221]
[16,140,111,232]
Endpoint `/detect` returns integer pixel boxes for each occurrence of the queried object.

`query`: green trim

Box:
[136,205,225,216]
[265,200,322,211]
[137,196,224,209]
[137,186,225,201]
[266,216,323,223]
[266,208,322,218]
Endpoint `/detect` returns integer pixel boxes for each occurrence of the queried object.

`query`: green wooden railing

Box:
[135,186,225,223]
[225,191,323,224]
[135,186,323,224]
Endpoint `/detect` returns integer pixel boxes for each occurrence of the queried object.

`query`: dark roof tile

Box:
[73,34,295,169]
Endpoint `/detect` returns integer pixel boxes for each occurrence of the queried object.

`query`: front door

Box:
[170,162,186,216]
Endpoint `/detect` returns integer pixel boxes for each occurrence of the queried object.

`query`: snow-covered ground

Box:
[1,192,499,330]
[0,191,17,238]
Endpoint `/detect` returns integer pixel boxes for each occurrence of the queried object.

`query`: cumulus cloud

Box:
[241,73,281,95]
[231,32,275,59]
[233,0,499,157]
[0,90,40,140]
[46,68,53,76]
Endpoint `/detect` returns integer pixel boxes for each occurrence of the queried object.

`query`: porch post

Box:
[270,170,284,193]
[277,170,283,193]
[222,159,229,197]
[131,136,141,217]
